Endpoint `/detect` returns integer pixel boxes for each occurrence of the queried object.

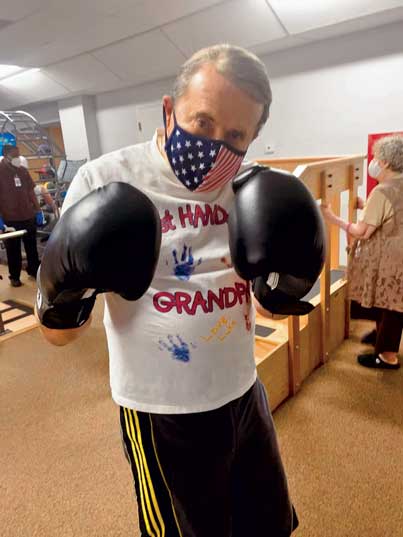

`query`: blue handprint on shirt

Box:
[172,244,202,281]
[159,335,196,363]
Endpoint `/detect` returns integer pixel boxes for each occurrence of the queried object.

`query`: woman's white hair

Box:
[172,44,272,134]
[373,134,403,173]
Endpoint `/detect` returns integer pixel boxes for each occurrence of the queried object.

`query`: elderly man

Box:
[35,45,320,536]
[0,145,43,286]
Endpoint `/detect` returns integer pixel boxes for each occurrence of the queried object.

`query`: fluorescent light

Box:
[0,68,40,87]
[0,64,24,80]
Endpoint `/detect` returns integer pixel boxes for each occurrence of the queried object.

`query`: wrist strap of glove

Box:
[253,277,314,316]
[37,289,97,329]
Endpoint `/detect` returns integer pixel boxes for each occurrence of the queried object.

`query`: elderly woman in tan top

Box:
[321,135,403,370]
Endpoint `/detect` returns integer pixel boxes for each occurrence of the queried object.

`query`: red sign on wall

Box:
[367,131,403,197]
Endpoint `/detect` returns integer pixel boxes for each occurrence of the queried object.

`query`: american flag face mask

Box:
[164,111,246,192]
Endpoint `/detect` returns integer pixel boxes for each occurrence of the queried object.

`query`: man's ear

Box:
[252,123,261,141]
[253,111,268,140]
[162,95,174,136]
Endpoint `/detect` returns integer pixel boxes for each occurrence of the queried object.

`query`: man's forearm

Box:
[35,304,92,346]
[32,197,41,212]
[252,295,287,320]
[30,189,41,211]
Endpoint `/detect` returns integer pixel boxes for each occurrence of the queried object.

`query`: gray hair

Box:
[373,134,403,173]
[172,44,272,133]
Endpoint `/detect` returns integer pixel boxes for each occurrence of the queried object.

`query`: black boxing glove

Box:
[252,275,314,316]
[36,182,161,329]
[228,165,326,316]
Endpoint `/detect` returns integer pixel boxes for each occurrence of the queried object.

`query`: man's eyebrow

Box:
[192,111,215,121]
[229,128,246,136]
[192,112,246,136]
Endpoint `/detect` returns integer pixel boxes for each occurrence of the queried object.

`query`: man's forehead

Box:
[187,65,238,96]
[178,65,263,123]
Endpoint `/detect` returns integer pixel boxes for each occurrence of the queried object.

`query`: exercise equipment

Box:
[0,229,27,241]
[0,229,27,337]
[0,111,64,212]
[0,110,88,254]
[0,110,64,171]
[253,154,365,411]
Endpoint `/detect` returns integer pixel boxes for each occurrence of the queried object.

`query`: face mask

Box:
[368,158,382,178]
[8,156,22,168]
[164,109,246,192]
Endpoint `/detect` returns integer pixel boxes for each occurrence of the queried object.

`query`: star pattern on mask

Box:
[166,126,244,191]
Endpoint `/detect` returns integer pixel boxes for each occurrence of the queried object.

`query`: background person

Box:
[321,134,403,370]
[0,145,43,286]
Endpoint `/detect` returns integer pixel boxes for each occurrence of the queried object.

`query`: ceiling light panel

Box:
[0,69,69,104]
[0,64,23,80]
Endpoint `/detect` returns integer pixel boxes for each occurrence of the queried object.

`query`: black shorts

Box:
[120,379,298,537]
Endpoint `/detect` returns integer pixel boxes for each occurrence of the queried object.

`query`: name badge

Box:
[14,176,22,187]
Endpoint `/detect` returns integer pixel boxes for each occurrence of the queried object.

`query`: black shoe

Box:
[357,353,400,370]
[360,329,377,345]
[10,279,23,287]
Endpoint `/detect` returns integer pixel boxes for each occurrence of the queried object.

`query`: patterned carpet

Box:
[1,270,402,536]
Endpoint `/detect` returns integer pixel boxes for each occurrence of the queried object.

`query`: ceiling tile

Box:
[0,19,11,30]
[0,86,20,108]
[0,0,225,67]
[61,0,224,21]
[269,0,403,34]
[43,54,122,92]
[92,30,186,85]
[0,7,67,65]
[87,0,226,21]
[0,0,48,22]
[163,0,286,57]
[250,35,312,57]
[296,7,403,40]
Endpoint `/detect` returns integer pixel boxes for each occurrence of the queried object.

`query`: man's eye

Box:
[197,118,208,129]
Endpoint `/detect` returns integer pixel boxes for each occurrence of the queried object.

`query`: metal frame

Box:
[0,110,65,164]
[0,110,68,212]
[0,230,27,336]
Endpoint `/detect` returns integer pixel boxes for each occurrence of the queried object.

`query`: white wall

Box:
[247,20,403,160]
[58,96,91,160]
[82,95,101,159]
[95,77,173,154]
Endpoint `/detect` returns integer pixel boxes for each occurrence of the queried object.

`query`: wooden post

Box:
[330,193,341,270]
[288,316,301,395]
[345,163,360,339]
[0,310,6,336]
[320,170,331,364]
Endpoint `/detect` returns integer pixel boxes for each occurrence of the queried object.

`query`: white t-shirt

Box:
[62,130,257,413]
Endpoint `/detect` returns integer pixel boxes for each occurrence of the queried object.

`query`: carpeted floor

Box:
[1,267,402,537]
[275,319,403,537]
